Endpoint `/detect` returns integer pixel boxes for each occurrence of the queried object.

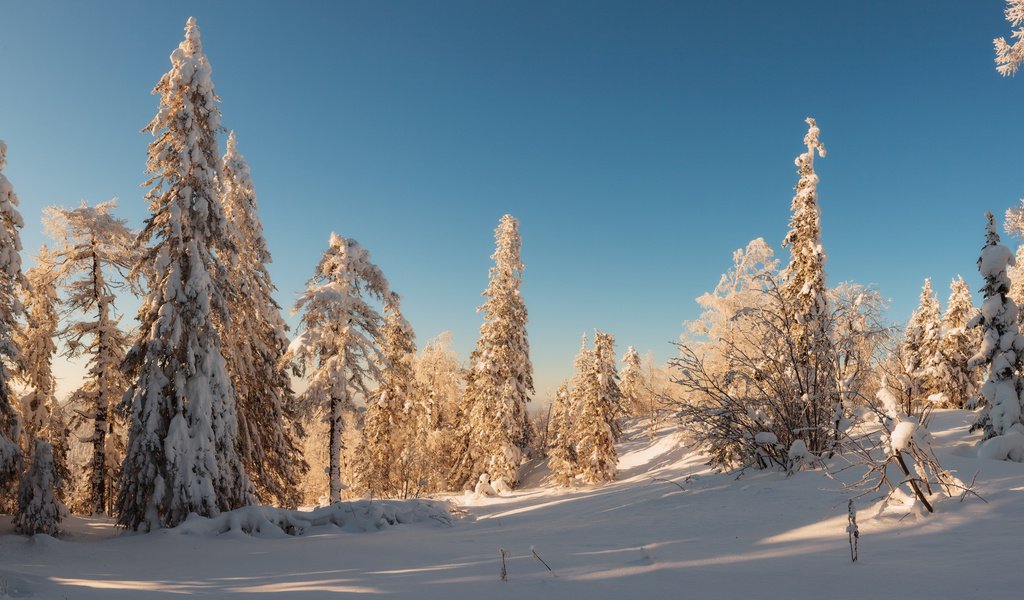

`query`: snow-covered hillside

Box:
[1,412,1021,599]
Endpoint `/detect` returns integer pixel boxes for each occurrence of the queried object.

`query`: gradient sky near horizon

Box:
[1,0,1021,403]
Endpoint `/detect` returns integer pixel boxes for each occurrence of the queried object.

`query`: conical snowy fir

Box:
[546,380,576,486]
[934,276,980,409]
[0,139,26,490]
[619,346,645,416]
[354,301,417,499]
[15,256,70,496]
[779,117,837,455]
[575,331,620,484]
[219,132,307,508]
[901,278,943,412]
[117,17,251,530]
[968,212,1024,461]
[464,215,534,488]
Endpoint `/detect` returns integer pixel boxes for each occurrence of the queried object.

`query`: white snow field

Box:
[1,411,1021,599]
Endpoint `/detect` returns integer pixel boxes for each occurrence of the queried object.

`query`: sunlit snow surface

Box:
[2,411,1022,599]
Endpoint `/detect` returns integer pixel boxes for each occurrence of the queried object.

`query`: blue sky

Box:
[0,1,1020,402]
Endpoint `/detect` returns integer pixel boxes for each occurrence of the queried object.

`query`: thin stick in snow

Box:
[531,546,556,577]
[500,548,509,581]
[846,499,859,563]
[648,476,685,491]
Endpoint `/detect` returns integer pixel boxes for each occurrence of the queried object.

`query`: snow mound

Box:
[167,499,453,538]
[978,430,1024,462]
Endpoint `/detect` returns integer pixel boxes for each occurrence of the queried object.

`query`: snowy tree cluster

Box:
[884,276,981,416]
[546,331,622,485]
[672,112,1024,474]
[6,8,1024,539]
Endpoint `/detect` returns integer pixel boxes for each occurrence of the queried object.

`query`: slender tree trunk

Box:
[89,243,109,515]
[329,394,344,503]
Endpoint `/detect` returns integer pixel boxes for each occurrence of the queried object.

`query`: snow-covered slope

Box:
[1,411,1021,599]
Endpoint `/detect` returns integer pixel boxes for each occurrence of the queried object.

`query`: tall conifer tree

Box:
[45,201,134,514]
[0,139,26,491]
[14,256,69,492]
[464,215,533,487]
[936,276,980,408]
[968,213,1024,442]
[353,302,416,499]
[219,132,306,507]
[779,118,837,454]
[288,234,392,503]
[117,18,250,530]
[900,278,943,413]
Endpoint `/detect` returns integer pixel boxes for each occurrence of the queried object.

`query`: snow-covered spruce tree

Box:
[353,301,417,499]
[995,0,1024,76]
[14,256,70,493]
[620,346,647,417]
[44,201,134,515]
[288,233,392,503]
[545,381,577,486]
[218,132,306,507]
[463,214,534,488]
[13,439,62,536]
[968,212,1024,453]
[899,278,943,414]
[0,139,26,493]
[934,276,980,408]
[412,332,465,493]
[574,331,619,484]
[117,18,251,530]
[778,117,838,455]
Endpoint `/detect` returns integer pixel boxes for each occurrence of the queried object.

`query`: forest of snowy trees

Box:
[3,5,1024,539]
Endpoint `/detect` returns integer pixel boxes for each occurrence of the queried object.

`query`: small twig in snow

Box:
[846,499,859,563]
[648,477,685,491]
[531,546,557,577]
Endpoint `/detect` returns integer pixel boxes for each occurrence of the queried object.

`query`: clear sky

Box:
[0,1,1020,403]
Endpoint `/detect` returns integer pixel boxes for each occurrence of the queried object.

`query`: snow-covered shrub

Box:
[838,387,964,514]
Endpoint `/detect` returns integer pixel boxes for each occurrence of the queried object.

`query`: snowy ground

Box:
[2,411,1022,599]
